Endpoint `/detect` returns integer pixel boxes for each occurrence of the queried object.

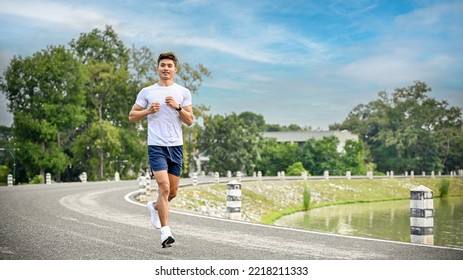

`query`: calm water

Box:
[275,196,463,249]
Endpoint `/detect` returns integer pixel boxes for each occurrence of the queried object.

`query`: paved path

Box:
[1,179,462,260]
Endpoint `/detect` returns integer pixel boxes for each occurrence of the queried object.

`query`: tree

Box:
[256,138,300,176]
[301,137,341,175]
[331,81,463,174]
[1,46,86,183]
[198,113,261,175]
[70,26,132,179]
[340,140,367,175]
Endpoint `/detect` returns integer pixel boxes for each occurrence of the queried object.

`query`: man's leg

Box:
[153,170,170,227]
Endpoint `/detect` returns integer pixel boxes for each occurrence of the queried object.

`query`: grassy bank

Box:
[170,177,463,225]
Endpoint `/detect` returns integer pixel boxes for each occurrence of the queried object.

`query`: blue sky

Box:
[1,0,462,129]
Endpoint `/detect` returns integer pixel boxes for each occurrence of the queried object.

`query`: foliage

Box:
[286,162,307,176]
[303,184,311,211]
[301,137,341,175]
[1,45,87,182]
[331,81,463,174]
[198,112,261,176]
[256,138,300,176]
[439,179,450,198]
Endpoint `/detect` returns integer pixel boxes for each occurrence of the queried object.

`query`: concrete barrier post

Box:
[227,170,231,178]
[46,173,51,184]
[431,171,435,178]
[80,172,87,183]
[410,185,434,245]
[257,171,262,181]
[214,172,220,184]
[302,171,307,180]
[236,171,242,183]
[281,171,285,180]
[324,170,329,180]
[405,171,408,177]
[138,174,146,202]
[114,171,120,182]
[192,172,198,186]
[410,170,414,179]
[346,171,351,180]
[226,180,242,220]
[390,170,394,178]
[145,172,151,195]
[7,174,13,186]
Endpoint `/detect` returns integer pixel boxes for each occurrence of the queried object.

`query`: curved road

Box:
[1,180,462,260]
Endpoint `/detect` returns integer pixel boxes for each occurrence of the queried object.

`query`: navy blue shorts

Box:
[148,145,183,177]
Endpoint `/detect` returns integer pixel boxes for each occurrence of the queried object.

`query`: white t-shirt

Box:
[135,83,192,146]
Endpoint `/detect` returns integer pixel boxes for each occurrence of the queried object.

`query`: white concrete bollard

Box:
[145,173,151,195]
[257,171,262,181]
[431,171,435,178]
[410,185,434,245]
[422,171,426,176]
[367,170,373,179]
[281,171,285,180]
[138,174,146,201]
[81,172,87,183]
[214,172,220,184]
[192,172,198,186]
[346,171,351,180]
[253,171,256,178]
[410,170,414,179]
[324,170,329,180]
[302,171,307,180]
[46,173,51,184]
[7,174,13,186]
[390,170,394,178]
[236,171,242,183]
[226,180,242,220]
[115,171,120,182]
[405,171,408,177]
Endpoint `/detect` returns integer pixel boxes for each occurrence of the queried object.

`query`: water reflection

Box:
[275,197,463,248]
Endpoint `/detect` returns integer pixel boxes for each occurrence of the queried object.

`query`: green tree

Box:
[286,162,308,176]
[1,46,86,183]
[301,136,341,175]
[256,138,300,176]
[340,140,367,175]
[70,26,133,180]
[198,113,261,175]
[331,81,463,174]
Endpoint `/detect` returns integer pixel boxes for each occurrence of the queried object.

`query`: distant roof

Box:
[263,130,358,152]
[263,130,358,143]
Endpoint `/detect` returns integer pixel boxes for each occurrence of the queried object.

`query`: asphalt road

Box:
[1,179,462,260]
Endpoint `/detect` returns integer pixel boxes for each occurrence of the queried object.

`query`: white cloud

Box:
[0,0,118,30]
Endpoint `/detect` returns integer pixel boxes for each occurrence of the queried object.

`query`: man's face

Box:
[157,59,177,80]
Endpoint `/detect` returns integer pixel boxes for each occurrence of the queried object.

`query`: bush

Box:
[287,162,309,176]
[303,185,311,211]
[30,175,44,184]
[439,178,450,198]
[0,165,10,186]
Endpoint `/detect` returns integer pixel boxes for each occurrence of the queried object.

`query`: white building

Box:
[263,130,358,153]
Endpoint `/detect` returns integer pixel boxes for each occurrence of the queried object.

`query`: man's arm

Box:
[129,103,155,123]
[179,105,194,126]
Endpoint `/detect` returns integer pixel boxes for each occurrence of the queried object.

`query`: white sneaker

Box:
[160,226,175,248]
[146,201,161,229]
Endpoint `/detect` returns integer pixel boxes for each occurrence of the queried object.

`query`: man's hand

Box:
[165,96,179,110]
[148,101,161,114]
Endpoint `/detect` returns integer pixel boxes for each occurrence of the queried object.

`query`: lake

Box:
[275,196,463,249]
